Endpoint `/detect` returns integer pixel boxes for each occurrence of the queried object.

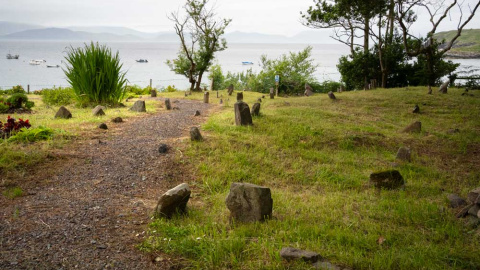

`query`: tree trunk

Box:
[195,71,204,91]
[364,16,370,90]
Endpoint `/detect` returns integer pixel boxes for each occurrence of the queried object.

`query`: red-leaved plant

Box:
[0,116,31,138]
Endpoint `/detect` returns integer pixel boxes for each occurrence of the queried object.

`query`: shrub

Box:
[0,99,9,113]
[0,116,31,138]
[163,85,178,92]
[64,42,127,106]
[125,85,152,96]
[3,187,23,199]
[4,93,34,111]
[41,87,76,106]
[7,126,55,143]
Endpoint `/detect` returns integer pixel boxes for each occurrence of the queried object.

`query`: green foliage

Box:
[0,99,9,113]
[163,85,178,93]
[3,93,34,110]
[7,126,55,143]
[125,85,153,96]
[41,87,76,106]
[64,42,127,106]
[207,64,225,90]
[0,85,26,95]
[2,187,23,199]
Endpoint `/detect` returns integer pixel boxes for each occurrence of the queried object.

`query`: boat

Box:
[30,59,46,65]
[242,61,254,65]
[46,65,60,68]
[136,59,148,63]
[6,53,19,59]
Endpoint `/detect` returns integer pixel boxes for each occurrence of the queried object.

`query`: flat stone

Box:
[396,147,411,162]
[447,194,467,208]
[401,121,421,133]
[370,170,404,190]
[313,261,346,270]
[234,101,253,126]
[98,123,108,130]
[468,204,480,216]
[130,100,146,112]
[190,127,203,141]
[225,182,273,223]
[92,105,106,116]
[55,106,72,119]
[467,187,480,203]
[251,103,261,117]
[280,247,321,263]
[154,183,191,218]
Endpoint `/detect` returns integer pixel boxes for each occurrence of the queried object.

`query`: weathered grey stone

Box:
[92,105,106,116]
[194,110,201,116]
[55,106,72,119]
[219,99,223,104]
[210,80,215,91]
[305,83,314,96]
[428,86,433,95]
[158,143,168,154]
[237,92,243,101]
[228,84,234,96]
[154,183,191,218]
[98,123,108,130]
[468,204,480,216]
[203,92,209,103]
[130,100,146,112]
[165,98,172,110]
[447,194,467,208]
[190,127,203,141]
[439,80,449,94]
[370,170,405,190]
[468,187,480,204]
[270,88,275,99]
[313,261,347,270]
[151,90,157,97]
[280,247,321,263]
[396,147,411,162]
[257,98,262,103]
[111,117,123,123]
[226,182,273,223]
[234,101,253,126]
[401,121,421,133]
[327,91,336,100]
[251,103,261,117]
[447,128,460,134]
[464,215,480,229]
[412,105,420,113]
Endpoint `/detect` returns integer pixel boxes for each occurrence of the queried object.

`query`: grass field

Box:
[142,87,480,269]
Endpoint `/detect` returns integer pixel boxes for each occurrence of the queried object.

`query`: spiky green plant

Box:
[64,42,127,106]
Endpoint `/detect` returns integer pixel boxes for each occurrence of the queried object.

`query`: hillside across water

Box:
[436,29,480,58]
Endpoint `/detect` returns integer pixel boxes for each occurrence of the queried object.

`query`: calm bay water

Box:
[0,40,478,91]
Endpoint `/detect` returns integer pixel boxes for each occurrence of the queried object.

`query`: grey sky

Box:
[1,0,479,36]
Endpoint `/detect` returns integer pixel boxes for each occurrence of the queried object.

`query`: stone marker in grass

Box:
[396,147,411,162]
[130,100,146,112]
[228,84,234,96]
[165,98,172,110]
[154,183,191,218]
[269,88,275,99]
[55,106,72,119]
[190,127,203,141]
[251,103,261,116]
[237,92,243,101]
[225,182,272,223]
[98,123,108,130]
[234,101,253,126]
[401,121,421,133]
[92,105,106,116]
[369,170,404,190]
[280,247,321,263]
[438,79,449,94]
[412,104,420,113]
[304,83,314,96]
[151,89,157,97]
[327,91,336,100]
[203,92,209,103]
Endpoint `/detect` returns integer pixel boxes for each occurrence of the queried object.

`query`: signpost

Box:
[274,75,280,96]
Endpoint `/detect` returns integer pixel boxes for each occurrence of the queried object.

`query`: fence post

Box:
[150,79,152,89]
[27,85,30,94]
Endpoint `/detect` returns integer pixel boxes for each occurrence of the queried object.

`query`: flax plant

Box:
[63,42,127,106]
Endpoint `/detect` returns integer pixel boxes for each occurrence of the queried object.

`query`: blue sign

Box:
[275,75,280,83]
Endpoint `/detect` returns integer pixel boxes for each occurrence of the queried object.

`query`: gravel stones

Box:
[55,106,72,119]
[225,182,273,223]
[190,127,203,141]
[234,101,253,126]
[401,121,421,133]
[154,183,191,218]
[369,170,405,190]
[130,100,146,112]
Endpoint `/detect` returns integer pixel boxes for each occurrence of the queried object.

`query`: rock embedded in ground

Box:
[270,88,275,99]
[194,110,201,116]
[154,183,191,218]
[227,84,234,96]
[280,247,321,263]
[158,144,168,154]
[165,98,172,110]
[468,204,480,216]
[412,105,420,113]
[55,106,72,119]
[237,92,243,101]
[257,98,262,103]
[467,187,480,203]
[251,103,261,117]
[111,117,123,123]
[438,80,449,94]
[401,121,421,133]
[327,91,336,100]
[234,101,253,126]
[98,123,108,130]
[151,90,157,97]
[130,100,146,112]
[369,170,404,190]
[92,105,106,116]
[464,215,480,229]
[447,128,460,134]
[305,83,314,96]
[219,99,223,104]
[225,182,273,223]
[313,261,348,270]
[190,127,203,141]
[396,147,411,162]
[203,92,209,104]
[447,194,467,208]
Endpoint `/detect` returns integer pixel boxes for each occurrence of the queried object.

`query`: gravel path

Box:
[0,98,213,269]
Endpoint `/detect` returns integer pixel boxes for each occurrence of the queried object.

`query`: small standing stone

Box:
[130,100,146,112]
[447,194,467,208]
[401,121,421,133]
[370,170,405,190]
[251,103,261,116]
[154,183,191,218]
[194,110,201,116]
[203,92,209,103]
[396,147,411,162]
[234,101,253,126]
[219,99,223,104]
[269,88,275,99]
[327,91,336,100]
[467,187,480,204]
[151,89,157,97]
[190,127,203,141]
[227,84,234,96]
[237,92,243,101]
[305,83,314,96]
[257,98,262,103]
[412,105,420,113]
[55,106,72,119]
[92,105,106,116]
[438,80,449,94]
[158,143,169,154]
[98,123,108,130]
[280,247,321,263]
[225,182,273,223]
[111,117,123,123]
[165,98,172,110]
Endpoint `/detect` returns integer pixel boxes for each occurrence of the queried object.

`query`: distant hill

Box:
[0,21,43,36]
[435,29,480,58]
[0,27,140,41]
[68,26,162,39]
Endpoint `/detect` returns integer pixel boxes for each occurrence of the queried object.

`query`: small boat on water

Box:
[136,59,148,63]
[30,59,46,65]
[6,53,19,59]
[46,65,60,68]
[242,61,254,65]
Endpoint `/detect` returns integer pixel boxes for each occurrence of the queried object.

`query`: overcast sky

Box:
[1,0,479,36]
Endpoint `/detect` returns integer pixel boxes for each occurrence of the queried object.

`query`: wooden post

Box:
[150,79,152,89]
[203,91,209,103]
[27,85,30,94]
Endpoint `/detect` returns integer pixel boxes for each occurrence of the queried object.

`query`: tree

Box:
[396,0,480,90]
[167,0,231,91]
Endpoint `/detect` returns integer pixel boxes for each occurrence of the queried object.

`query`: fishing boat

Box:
[6,53,19,59]
[136,59,148,63]
[242,61,254,65]
[30,59,46,65]
[46,65,60,68]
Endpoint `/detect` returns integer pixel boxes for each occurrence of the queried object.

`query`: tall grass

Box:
[63,42,127,106]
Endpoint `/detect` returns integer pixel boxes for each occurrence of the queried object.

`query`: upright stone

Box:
[234,101,253,126]
[468,187,480,204]
[428,86,433,95]
[210,80,215,91]
[339,85,345,92]
[228,84,234,96]
[203,92,209,104]
[98,123,108,130]
[304,83,314,96]
[396,147,411,162]
[327,91,336,100]
[130,100,146,112]
[55,106,72,119]
[154,183,191,218]
[225,182,273,223]
[401,121,422,133]
[216,90,219,98]
[412,104,420,113]
[251,103,261,116]
[92,105,106,116]
[370,170,405,190]
[194,110,201,116]
[165,98,172,110]
[439,80,450,94]
[190,127,203,141]
[219,99,223,104]
[151,89,157,97]
[237,92,243,101]
[269,88,275,99]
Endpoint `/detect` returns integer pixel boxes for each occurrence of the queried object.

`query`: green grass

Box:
[143,88,480,269]
[2,186,23,199]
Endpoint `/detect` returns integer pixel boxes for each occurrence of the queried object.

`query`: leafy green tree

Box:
[207,64,225,90]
